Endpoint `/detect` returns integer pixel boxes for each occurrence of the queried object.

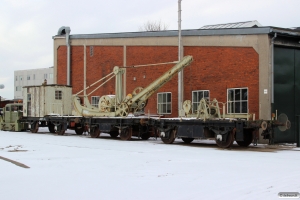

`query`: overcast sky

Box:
[0,0,299,99]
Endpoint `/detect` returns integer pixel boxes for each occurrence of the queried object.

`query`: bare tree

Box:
[139,20,169,31]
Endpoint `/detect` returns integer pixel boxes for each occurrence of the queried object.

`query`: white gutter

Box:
[65,27,71,85]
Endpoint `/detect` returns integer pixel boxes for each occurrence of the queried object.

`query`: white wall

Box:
[14,67,54,99]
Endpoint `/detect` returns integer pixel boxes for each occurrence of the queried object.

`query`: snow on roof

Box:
[200,20,262,29]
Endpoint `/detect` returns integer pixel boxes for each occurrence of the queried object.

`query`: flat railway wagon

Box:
[152,117,289,148]
[152,98,291,148]
[75,115,156,140]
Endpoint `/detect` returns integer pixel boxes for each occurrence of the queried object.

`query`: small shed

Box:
[23,84,72,117]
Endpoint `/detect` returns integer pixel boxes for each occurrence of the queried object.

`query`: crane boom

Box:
[129,55,193,104]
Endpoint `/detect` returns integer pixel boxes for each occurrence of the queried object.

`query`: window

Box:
[19,76,23,81]
[49,73,53,79]
[15,76,18,81]
[12,106,22,111]
[157,92,171,114]
[16,86,21,91]
[192,90,210,113]
[91,96,100,107]
[55,90,62,100]
[33,74,35,80]
[227,88,248,114]
[90,46,94,57]
[27,75,30,80]
[27,93,31,101]
[44,74,48,79]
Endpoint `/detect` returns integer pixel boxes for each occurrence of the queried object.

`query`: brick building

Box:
[52,21,300,143]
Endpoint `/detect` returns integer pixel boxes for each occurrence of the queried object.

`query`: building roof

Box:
[200,20,262,29]
[22,84,72,88]
[14,67,53,73]
[53,22,300,40]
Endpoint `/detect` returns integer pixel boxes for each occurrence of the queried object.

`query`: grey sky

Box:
[0,0,299,99]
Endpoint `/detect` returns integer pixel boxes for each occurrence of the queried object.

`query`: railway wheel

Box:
[236,129,254,147]
[110,131,119,138]
[182,138,194,143]
[90,126,100,138]
[74,123,84,135]
[56,124,65,135]
[48,122,56,133]
[120,128,132,140]
[30,121,39,133]
[215,130,235,148]
[161,128,176,144]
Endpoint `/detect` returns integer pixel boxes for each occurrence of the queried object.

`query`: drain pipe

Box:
[65,27,71,85]
[271,32,277,103]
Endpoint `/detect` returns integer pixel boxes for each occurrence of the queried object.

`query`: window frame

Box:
[157,92,172,114]
[16,86,21,91]
[227,87,248,114]
[191,90,210,113]
[91,96,100,107]
[55,90,62,100]
[44,73,48,79]
[90,46,94,57]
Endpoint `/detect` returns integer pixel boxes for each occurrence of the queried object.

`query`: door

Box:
[273,47,300,143]
[27,93,31,117]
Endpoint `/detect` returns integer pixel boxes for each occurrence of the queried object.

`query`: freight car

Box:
[152,116,290,148]
[153,98,291,148]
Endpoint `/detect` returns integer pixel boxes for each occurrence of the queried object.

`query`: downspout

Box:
[178,0,184,117]
[84,44,86,104]
[271,32,277,103]
[65,27,71,85]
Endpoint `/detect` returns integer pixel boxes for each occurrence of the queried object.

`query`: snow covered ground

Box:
[1,128,300,200]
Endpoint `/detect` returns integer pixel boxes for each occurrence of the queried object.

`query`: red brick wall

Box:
[184,46,259,117]
[57,46,123,97]
[126,46,178,117]
[57,45,259,117]
[57,46,67,85]
[85,46,123,96]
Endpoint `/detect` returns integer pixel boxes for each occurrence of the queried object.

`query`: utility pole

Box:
[178,0,184,116]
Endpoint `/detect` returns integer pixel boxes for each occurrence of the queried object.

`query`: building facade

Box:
[14,67,54,99]
[52,24,300,143]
